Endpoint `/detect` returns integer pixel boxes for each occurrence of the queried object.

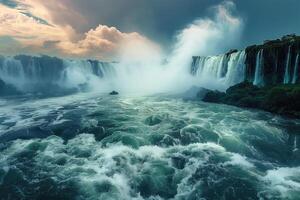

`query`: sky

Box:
[0,0,300,60]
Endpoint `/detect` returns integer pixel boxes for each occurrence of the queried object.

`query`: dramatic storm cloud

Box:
[0,0,299,59]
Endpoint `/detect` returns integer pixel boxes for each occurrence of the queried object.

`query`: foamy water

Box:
[0,93,299,199]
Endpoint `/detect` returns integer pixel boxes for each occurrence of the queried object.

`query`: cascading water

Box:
[284,46,292,84]
[191,51,246,88]
[0,55,116,94]
[0,57,26,89]
[253,49,264,86]
[225,51,246,85]
[292,53,299,84]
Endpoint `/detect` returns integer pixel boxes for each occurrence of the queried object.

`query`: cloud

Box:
[168,0,243,68]
[57,25,153,60]
[0,4,69,51]
[0,1,157,60]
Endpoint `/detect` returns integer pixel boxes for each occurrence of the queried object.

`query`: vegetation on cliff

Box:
[202,81,300,118]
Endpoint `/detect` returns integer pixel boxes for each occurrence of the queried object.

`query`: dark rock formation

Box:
[191,34,300,87]
[245,35,300,85]
[202,90,225,103]
[202,82,300,118]
[225,49,238,57]
[109,91,119,95]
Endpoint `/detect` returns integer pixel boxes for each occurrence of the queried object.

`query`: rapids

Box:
[0,93,299,199]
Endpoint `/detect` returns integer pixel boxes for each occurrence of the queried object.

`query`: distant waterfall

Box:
[0,55,116,93]
[292,53,299,84]
[253,50,264,86]
[191,51,246,87]
[284,46,292,84]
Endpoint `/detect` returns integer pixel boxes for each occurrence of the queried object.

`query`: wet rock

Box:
[109,91,119,95]
[226,49,238,57]
[202,90,225,103]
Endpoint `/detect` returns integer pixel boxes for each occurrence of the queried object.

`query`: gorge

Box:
[0,36,300,200]
[1,0,300,199]
[2,35,300,97]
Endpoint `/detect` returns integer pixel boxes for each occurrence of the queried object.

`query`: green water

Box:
[0,93,299,199]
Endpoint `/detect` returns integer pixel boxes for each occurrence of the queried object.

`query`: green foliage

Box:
[202,82,300,118]
[265,88,288,108]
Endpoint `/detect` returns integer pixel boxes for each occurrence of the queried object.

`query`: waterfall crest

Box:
[253,50,264,86]
[0,55,116,94]
[292,53,299,84]
[284,46,292,84]
[191,51,246,88]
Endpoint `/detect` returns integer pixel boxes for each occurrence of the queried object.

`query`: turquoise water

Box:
[0,93,299,199]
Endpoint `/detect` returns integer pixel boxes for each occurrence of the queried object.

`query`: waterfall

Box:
[253,50,264,86]
[292,53,299,84]
[284,46,292,84]
[199,55,226,79]
[225,51,246,86]
[191,50,246,88]
[0,57,26,89]
[0,55,116,94]
[191,57,201,75]
[294,136,298,152]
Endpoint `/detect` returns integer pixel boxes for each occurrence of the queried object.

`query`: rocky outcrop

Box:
[202,82,300,118]
[109,91,119,95]
[194,35,300,118]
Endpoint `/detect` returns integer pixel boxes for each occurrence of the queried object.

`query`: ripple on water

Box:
[0,94,299,199]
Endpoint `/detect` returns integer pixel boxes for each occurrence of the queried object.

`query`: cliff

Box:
[245,34,300,85]
[191,34,300,87]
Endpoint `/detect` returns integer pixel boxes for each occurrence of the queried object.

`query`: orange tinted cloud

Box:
[0,1,156,60]
[61,25,148,59]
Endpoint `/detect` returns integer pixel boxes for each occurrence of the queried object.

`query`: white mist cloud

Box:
[112,1,244,94]
[168,1,243,71]
[0,0,244,94]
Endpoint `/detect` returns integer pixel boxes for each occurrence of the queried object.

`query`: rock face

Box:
[191,34,300,87]
[245,35,300,85]
[109,91,119,95]
[202,82,300,118]
[195,35,300,118]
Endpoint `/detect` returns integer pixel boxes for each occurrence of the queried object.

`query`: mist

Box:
[0,1,244,96]
[108,1,244,94]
